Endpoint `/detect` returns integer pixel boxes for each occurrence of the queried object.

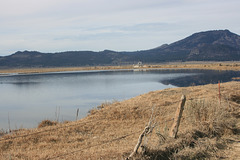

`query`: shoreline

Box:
[0,61,240,75]
[0,68,239,131]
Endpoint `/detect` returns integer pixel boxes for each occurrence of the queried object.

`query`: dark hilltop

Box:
[0,30,239,68]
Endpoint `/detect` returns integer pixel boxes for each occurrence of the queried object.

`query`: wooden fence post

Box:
[126,107,156,160]
[218,81,221,105]
[169,95,186,138]
[76,108,79,121]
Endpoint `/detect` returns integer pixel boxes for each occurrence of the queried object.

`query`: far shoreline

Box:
[0,61,240,75]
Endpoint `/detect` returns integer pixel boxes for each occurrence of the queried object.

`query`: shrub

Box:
[38,120,58,128]
[136,98,238,160]
[185,98,236,137]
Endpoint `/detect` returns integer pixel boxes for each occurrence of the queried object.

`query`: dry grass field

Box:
[0,61,240,75]
[0,81,239,159]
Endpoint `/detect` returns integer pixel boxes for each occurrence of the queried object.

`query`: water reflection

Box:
[0,69,239,129]
[160,69,240,87]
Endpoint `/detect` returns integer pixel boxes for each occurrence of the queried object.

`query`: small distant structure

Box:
[133,61,143,68]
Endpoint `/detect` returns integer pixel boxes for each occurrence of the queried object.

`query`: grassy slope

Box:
[0,81,239,159]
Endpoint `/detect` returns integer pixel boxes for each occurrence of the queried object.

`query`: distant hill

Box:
[135,29,240,62]
[0,30,239,68]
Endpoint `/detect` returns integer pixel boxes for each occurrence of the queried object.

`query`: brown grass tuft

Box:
[134,95,239,160]
[230,94,240,104]
[38,120,58,128]
[184,98,237,137]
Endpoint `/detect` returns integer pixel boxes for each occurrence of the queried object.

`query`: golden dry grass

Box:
[0,81,239,159]
[0,61,240,74]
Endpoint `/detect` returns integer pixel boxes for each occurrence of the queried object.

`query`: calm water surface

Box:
[0,69,239,129]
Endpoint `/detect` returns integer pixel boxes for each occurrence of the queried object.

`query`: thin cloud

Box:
[0,0,239,55]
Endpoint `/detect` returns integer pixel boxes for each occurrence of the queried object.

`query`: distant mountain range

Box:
[0,29,239,68]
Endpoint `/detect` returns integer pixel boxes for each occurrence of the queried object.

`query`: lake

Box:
[0,69,239,130]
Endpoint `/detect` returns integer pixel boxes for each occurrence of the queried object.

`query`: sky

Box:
[0,0,240,56]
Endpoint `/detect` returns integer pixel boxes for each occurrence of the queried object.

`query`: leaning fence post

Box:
[126,107,156,160]
[169,95,186,138]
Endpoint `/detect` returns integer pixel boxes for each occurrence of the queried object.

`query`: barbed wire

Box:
[0,118,100,142]
[0,94,230,159]
[0,94,223,143]
[46,103,224,160]
[47,130,142,160]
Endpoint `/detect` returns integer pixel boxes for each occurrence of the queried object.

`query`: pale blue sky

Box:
[0,0,239,56]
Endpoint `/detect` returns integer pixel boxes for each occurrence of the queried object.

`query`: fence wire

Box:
[47,130,142,160]
[0,94,229,159]
[0,95,223,143]
[0,118,100,142]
